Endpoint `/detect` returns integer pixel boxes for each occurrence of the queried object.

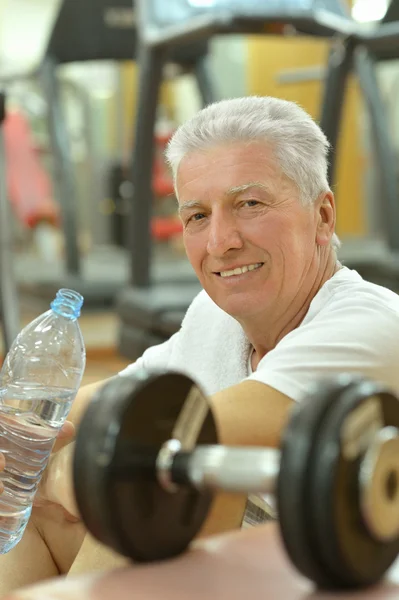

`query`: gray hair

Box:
[166,96,341,251]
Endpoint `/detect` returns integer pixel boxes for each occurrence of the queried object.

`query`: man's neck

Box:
[244,254,341,369]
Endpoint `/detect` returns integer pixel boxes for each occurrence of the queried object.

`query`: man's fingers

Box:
[57,421,76,440]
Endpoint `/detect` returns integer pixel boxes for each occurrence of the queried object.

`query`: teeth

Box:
[220,263,262,278]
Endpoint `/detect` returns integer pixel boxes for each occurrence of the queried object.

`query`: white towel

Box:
[168,290,252,396]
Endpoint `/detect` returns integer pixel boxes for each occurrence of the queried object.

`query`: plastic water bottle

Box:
[0,289,86,554]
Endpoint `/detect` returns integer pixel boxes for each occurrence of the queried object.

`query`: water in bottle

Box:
[0,289,86,553]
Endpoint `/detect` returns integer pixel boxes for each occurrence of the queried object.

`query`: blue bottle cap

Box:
[50,288,84,319]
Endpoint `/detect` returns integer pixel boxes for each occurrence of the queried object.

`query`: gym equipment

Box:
[320,0,399,289]
[116,0,356,360]
[74,369,399,590]
[0,0,215,308]
[0,92,20,353]
[3,110,59,229]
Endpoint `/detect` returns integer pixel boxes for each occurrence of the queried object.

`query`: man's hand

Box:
[0,419,76,497]
[0,420,84,596]
[0,419,79,520]
[35,440,79,521]
[53,419,76,450]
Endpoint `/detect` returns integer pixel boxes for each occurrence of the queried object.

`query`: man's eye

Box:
[189,213,205,222]
[244,199,259,207]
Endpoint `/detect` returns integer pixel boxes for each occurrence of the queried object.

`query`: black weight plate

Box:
[310,379,399,588]
[74,375,140,551]
[277,375,362,588]
[74,370,218,562]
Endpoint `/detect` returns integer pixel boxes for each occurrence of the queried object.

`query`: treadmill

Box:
[116,0,357,360]
[0,0,215,307]
[320,0,399,289]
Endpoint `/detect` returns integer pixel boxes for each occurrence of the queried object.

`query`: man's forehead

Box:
[176,142,284,205]
[177,140,277,175]
[226,181,272,195]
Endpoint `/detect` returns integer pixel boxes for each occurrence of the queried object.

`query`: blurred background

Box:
[0,0,398,382]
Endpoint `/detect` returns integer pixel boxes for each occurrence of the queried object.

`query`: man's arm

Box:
[198,380,293,537]
[210,380,293,447]
[7,524,399,600]
[71,378,293,448]
[0,516,59,597]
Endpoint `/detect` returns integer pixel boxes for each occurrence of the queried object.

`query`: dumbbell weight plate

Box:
[310,380,399,588]
[277,376,357,588]
[73,370,218,562]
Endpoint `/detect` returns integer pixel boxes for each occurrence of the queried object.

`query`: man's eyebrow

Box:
[178,200,203,214]
[226,182,272,196]
[178,182,271,213]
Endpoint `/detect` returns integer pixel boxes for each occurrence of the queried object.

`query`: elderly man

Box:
[1,95,399,595]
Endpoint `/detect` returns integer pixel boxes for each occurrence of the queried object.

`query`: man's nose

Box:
[206,213,244,256]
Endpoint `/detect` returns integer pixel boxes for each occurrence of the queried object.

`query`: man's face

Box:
[176,141,331,321]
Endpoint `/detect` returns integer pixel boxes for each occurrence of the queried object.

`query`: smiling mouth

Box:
[215,263,264,278]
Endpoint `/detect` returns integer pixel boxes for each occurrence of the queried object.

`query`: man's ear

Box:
[315,191,336,246]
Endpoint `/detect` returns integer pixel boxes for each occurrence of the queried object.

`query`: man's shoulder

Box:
[321,267,399,315]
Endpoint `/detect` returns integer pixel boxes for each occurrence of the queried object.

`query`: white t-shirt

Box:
[120,267,399,400]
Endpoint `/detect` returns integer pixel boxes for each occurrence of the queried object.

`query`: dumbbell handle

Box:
[155,430,399,544]
[158,440,280,495]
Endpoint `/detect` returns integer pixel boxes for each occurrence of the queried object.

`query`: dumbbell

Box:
[73,370,399,590]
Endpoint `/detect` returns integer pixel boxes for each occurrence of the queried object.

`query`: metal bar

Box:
[193,54,217,107]
[39,56,81,276]
[312,8,356,37]
[187,446,281,495]
[142,12,231,49]
[319,37,355,186]
[357,21,399,55]
[136,0,152,32]
[0,92,20,352]
[355,45,399,251]
[143,11,355,49]
[129,42,166,287]
[62,78,98,248]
